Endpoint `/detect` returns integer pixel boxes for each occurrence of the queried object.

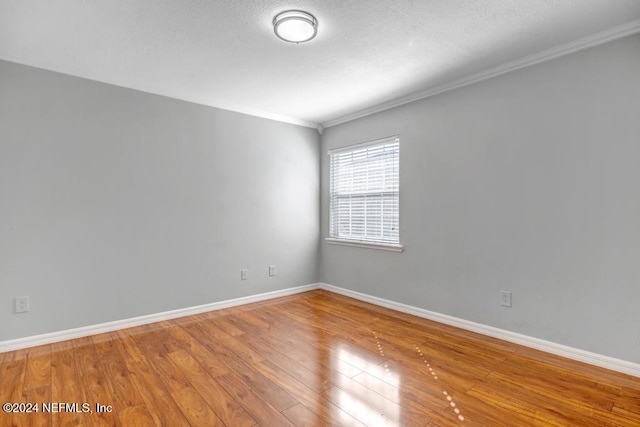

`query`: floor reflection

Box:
[332,345,400,426]
[415,344,465,422]
[332,330,466,424]
[337,344,400,388]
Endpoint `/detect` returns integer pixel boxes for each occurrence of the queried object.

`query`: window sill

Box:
[325,238,404,252]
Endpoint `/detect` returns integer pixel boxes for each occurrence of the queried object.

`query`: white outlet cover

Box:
[15,296,30,313]
[500,291,512,307]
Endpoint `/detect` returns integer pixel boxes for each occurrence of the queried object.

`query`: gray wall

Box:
[1,60,319,341]
[320,34,640,363]
[3,33,639,364]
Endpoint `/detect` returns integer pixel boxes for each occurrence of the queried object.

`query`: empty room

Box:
[1,1,639,425]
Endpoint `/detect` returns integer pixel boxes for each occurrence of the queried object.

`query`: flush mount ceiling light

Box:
[273,10,318,44]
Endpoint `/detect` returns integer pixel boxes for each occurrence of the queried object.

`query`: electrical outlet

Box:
[269,265,276,277]
[500,291,512,307]
[15,296,29,313]
[241,269,248,280]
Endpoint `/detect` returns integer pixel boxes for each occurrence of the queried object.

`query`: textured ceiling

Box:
[1,1,640,128]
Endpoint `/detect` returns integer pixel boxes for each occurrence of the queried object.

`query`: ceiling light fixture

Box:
[273,10,318,44]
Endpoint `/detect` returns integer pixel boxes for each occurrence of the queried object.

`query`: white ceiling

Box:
[1,1,640,129]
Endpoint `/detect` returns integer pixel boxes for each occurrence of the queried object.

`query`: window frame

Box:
[326,136,403,252]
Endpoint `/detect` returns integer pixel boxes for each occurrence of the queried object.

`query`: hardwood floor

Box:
[1,289,639,426]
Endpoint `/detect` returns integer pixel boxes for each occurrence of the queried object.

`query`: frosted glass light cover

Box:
[273,11,317,43]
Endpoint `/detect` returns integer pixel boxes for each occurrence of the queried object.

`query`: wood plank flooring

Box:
[1,289,639,426]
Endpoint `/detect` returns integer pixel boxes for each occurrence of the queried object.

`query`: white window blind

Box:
[329,136,400,246]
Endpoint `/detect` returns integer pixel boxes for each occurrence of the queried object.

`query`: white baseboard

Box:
[318,283,640,378]
[0,283,320,353]
[4,282,639,378]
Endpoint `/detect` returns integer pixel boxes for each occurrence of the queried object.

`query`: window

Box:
[328,136,402,251]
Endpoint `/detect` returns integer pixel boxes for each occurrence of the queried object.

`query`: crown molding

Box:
[0,56,320,130]
[211,104,319,129]
[322,19,640,129]
[4,18,639,131]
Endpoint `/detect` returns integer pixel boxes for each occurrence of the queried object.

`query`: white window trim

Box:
[325,237,404,252]
[327,136,397,155]
[328,135,401,250]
